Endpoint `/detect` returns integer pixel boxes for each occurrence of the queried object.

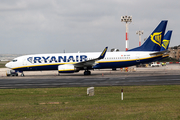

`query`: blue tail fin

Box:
[160,30,172,51]
[128,20,168,51]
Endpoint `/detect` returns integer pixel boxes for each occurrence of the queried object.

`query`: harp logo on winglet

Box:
[150,32,162,47]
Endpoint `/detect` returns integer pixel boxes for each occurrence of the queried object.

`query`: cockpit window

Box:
[12,59,17,62]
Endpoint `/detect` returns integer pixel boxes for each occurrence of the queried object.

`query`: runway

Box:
[0,71,180,88]
[0,64,180,88]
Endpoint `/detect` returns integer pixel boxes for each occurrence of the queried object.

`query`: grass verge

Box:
[0,85,180,120]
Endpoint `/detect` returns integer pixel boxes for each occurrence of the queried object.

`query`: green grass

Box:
[0,85,180,120]
[0,61,8,68]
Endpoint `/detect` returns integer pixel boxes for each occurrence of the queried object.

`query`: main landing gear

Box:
[21,72,25,77]
[84,70,91,75]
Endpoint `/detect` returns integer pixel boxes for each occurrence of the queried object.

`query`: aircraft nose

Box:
[5,62,11,68]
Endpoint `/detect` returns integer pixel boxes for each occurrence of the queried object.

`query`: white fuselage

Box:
[5,51,162,72]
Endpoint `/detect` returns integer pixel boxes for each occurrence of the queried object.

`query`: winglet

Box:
[98,47,108,59]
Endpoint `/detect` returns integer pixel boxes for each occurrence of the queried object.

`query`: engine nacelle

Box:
[58,64,79,73]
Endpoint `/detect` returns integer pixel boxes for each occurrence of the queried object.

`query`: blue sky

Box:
[0,0,179,54]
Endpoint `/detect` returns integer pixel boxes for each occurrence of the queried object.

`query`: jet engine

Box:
[58,64,79,73]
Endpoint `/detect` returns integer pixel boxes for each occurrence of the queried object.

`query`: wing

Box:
[74,47,108,68]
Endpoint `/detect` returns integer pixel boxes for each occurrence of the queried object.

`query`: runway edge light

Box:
[121,89,123,100]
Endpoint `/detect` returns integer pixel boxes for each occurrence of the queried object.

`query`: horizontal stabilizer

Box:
[150,50,169,55]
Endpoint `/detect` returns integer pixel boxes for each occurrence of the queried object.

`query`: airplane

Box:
[5,20,170,76]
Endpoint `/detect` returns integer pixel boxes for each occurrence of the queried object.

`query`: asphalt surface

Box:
[0,64,180,88]
[0,74,180,89]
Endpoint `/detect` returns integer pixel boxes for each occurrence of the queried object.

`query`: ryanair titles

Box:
[27,55,87,63]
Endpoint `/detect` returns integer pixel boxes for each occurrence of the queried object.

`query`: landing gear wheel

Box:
[21,73,24,77]
[84,71,91,75]
[112,68,117,71]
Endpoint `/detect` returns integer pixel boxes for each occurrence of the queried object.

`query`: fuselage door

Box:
[136,53,140,62]
[23,58,27,66]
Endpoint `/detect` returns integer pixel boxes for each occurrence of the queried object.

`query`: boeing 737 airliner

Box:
[5,20,172,76]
